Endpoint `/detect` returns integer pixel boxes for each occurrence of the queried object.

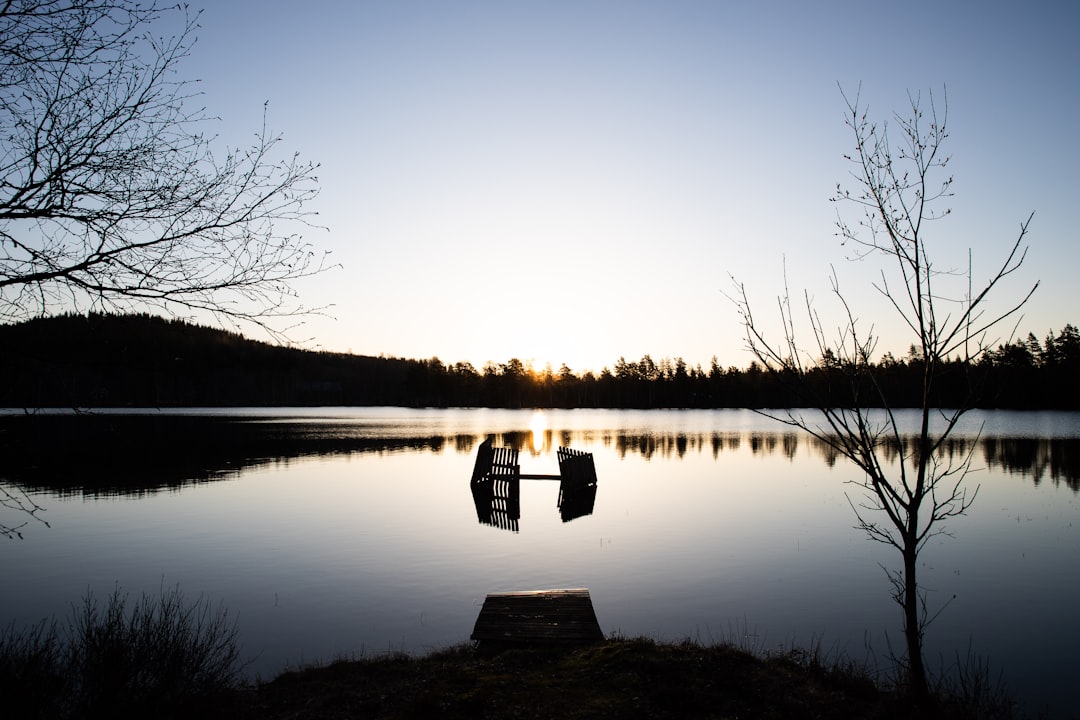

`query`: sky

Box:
[180,1,1078,374]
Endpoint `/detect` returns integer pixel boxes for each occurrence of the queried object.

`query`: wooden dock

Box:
[471,588,604,650]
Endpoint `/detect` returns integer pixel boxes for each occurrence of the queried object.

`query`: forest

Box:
[1,312,1078,409]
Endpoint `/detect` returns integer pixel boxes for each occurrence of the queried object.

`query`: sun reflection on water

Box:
[529,411,548,452]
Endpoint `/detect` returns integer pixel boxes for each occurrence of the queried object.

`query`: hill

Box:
[0,313,411,407]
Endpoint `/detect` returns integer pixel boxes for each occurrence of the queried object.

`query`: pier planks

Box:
[471,588,604,649]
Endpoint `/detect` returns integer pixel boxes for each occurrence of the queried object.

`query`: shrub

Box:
[0,585,241,719]
[0,619,67,719]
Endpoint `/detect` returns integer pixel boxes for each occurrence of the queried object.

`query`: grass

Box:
[0,585,241,719]
[206,636,1020,720]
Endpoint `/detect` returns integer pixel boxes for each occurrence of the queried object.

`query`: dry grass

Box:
[0,585,241,719]
[207,637,1012,720]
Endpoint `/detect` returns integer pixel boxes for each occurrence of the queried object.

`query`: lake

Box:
[2,407,1078,717]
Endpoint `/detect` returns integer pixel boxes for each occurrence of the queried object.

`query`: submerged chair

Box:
[470,439,598,529]
[557,447,598,521]
[471,437,521,531]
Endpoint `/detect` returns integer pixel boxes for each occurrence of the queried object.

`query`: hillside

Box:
[0,313,410,407]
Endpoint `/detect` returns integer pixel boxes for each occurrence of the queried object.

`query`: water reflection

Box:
[0,414,454,495]
[557,476,597,522]
[470,472,520,532]
[1,414,1077,496]
[1,409,1077,716]
[982,436,1080,488]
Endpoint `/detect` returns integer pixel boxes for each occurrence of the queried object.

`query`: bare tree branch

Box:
[1,481,49,539]
[729,86,1036,699]
[0,1,333,338]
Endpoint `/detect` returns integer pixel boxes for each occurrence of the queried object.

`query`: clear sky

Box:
[182,1,1078,374]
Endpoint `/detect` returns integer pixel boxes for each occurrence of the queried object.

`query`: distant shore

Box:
[3,312,1078,410]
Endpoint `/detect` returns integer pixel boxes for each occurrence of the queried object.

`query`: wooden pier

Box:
[471,588,604,650]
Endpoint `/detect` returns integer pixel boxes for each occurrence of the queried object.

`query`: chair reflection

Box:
[470,438,598,532]
[471,473,520,532]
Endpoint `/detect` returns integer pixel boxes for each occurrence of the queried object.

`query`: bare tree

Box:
[0,1,328,334]
[731,87,1037,699]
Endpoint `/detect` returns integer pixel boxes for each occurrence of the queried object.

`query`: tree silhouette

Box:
[731,87,1037,700]
[0,1,327,334]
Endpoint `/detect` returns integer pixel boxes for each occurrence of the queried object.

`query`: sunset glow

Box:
[183,2,1075,373]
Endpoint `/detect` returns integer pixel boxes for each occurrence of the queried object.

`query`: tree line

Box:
[0,313,1077,409]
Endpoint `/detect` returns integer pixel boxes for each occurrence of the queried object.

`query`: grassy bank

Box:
[209,638,1016,720]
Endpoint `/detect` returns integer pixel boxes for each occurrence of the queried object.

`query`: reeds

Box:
[0,584,241,719]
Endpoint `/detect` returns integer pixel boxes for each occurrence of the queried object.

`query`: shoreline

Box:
[203,636,1016,720]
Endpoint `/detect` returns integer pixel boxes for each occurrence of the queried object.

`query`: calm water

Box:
[2,408,1079,716]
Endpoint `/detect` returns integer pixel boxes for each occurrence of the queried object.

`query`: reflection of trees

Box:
[0,415,452,496]
[4,415,1075,499]
[496,431,1078,492]
[575,430,1079,491]
[982,438,1080,490]
[454,434,477,454]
